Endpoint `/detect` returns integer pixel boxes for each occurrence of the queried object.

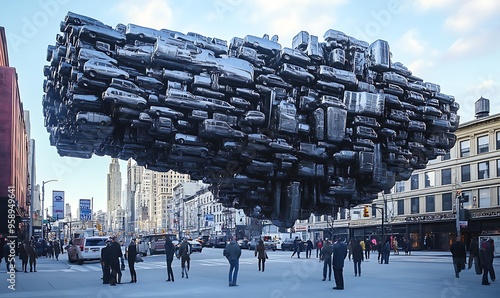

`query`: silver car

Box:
[76,111,112,125]
[83,58,129,80]
[148,106,184,119]
[102,87,147,109]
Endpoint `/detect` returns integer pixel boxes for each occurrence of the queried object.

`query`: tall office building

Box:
[126,159,144,233]
[154,170,190,232]
[107,158,122,230]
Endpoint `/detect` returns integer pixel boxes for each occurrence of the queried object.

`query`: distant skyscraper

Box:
[107,158,122,229]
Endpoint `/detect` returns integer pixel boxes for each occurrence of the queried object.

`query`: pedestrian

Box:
[60,239,64,254]
[377,239,383,263]
[320,238,332,281]
[332,236,347,290]
[54,240,61,261]
[486,239,496,281]
[165,237,176,282]
[352,239,363,277]
[450,237,466,278]
[347,239,354,261]
[27,243,38,272]
[393,237,399,255]
[468,238,480,273]
[101,239,111,284]
[364,237,371,259]
[479,238,492,285]
[125,238,137,283]
[383,238,391,264]
[3,240,15,271]
[306,239,313,258]
[316,238,323,258]
[47,241,53,259]
[290,237,301,258]
[178,238,192,279]
[223,235,241,287]
[255,239,267,272]
[109,236,123,286]
[359,239,365,259]
[19,242,29,273]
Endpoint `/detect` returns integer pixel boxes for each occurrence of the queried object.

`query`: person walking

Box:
[486,239,496,281]
[178,238,192,279]
[47,241,53,259]
[126,238,137,283]
[109,236,123,286]
[165,237,176,282]
[255,239,267,272]
[27,243,38,272]
[320,239,333,281]
[468,238,480,273]
[359,239,365,259]
[479,238,492,285]
[377,240,383,264]
[332,236,347,290]
[347,239,354,261]
[364,237,371,260]
[383,238,391,264]
[101,240,111,284]
[352,239,363,277]
[19,242,29,273]
[54,240,61,261]
[450,237,466,278]
[3,240,15,272]
[223,235,241,287]
[291,237,301,258]
[316,238,323,258]
[393,237,399,255]
[306,239,313,258]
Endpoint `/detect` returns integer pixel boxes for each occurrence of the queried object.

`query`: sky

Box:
[1,0,499,216]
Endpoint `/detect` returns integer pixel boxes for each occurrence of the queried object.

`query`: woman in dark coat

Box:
[352,240,364,277]
[27,244,38,272]
[255,240,267,272]
[19,243,29,273]
[164,237,176,282]
[126,239,137,283]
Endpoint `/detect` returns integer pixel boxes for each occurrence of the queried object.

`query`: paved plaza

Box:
[1,249,498,298]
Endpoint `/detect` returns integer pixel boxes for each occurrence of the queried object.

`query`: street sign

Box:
[42,219,48,224]
[459,220,468,228]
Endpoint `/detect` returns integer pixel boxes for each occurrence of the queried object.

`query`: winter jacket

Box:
[352,242,364,262]
[255,243,266,259]
[223,240,241,261]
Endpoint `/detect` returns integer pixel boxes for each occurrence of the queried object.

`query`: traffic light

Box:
[363,206,370,217]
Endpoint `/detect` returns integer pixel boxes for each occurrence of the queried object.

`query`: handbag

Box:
[265,252,269,259]
[135,254,144,263]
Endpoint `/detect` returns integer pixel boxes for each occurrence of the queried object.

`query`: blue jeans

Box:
[228,259,239,285]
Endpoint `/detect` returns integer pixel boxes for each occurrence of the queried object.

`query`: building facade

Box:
[0,27,29,242]
[106,158,122,230]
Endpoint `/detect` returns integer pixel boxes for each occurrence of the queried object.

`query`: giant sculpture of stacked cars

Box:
[43,12,459,227]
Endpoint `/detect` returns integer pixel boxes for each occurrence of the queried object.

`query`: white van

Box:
[80,236,108,262]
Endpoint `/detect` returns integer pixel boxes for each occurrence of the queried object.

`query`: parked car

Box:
[148,106,184,119]
[279,47,311,67]
[76,111,112,126]
[78,25,127,46]
[199,119,245,139]
[240,110,266,127]
[256,74,293,89]
[237,239,250,249]
[109,78,146,97]
[278,63,315,84]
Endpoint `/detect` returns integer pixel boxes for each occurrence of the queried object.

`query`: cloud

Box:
[114,0,174,30]
[445,29,496,59]
[445,0,500,32]
[394,28,427,56]
[414,0,458,10]
[407,59,435,77]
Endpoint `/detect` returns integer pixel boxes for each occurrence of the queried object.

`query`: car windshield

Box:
[86,239,106,246]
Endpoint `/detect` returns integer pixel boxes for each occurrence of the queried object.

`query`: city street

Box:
[1,248,498,297]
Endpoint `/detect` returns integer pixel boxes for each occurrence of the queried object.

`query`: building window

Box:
[478,161,490,179]
[442,193,453,211]
[462,190,473,209]
[477,135,489,154]
[425,195,435,212]
[479,188,490,208]
[411,174,419,190]
[461,165,471,182]
[395,181,405,193]
[411,197,419,214]
[397,200,404,215]
[498,187,500,206]
[496,132,500,150]
[460,140,470,157]
[425,171,435,187]
[497,160,500,177]
[441,168,452,185]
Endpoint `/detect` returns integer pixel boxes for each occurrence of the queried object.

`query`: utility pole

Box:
[41,179,57,240]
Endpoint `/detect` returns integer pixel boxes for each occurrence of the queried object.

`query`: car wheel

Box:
[156,111,161,116]
[306,77,312,84]
[89,70,97,78]
[177,150,183,156]
[200,150,207,158]
[118,75,127,80]
[89,32,97,39]
[80,119,87,124]
[139,33,145,39]
[100,121,107,126]
[283,54,290,60]
[137,103,146,109]
[74,18,81,25]
[178,138,184,144]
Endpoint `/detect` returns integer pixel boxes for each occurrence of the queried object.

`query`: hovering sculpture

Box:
[43,12,459,227]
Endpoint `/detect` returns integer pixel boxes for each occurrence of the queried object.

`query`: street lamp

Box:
[41,179,58,241]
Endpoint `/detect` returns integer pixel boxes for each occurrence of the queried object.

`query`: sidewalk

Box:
[0,253,70,273]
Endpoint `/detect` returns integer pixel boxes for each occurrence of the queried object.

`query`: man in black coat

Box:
[332,236,347,290]
[108,237,123,286]
[101,240,111,284]
[126,239,137,283]
[165,237,176,282]
[450,237,466,278]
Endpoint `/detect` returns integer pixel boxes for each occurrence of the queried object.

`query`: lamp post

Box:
[41,179,57,240]
[371,204,385,246]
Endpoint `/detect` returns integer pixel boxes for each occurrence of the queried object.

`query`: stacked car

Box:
[43,12,459,228]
